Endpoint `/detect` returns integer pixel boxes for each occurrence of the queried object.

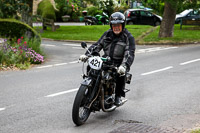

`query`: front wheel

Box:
[155,21,161,26]
[72,85,91,126]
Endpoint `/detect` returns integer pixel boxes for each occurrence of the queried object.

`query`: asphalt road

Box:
[0,41,200,133]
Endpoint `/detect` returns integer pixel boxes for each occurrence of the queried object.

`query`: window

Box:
[131,11,139,16]
[140,11,152,17]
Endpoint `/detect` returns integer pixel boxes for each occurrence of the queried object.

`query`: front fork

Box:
[81,75,101,109]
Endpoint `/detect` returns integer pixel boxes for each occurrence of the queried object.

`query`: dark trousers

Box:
[115,74,126,97]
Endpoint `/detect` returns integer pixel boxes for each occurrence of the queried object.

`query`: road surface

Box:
[0,41,200,133]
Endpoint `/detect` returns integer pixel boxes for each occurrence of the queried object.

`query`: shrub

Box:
[37,0,56,20]
[99,0,115,16]
[0,36,44,70]
[114,5,129,13]
[0,19,41,42]
[87,6,103,16]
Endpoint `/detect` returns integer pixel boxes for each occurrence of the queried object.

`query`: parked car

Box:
[124,9,162,26]
[175,9,200,24]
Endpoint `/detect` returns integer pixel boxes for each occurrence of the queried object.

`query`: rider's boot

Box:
[114,96,122,106]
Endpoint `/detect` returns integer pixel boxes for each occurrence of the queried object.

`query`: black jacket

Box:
[87,28,135,70]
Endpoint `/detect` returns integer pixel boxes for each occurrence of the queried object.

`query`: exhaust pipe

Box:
[101,88,117,112]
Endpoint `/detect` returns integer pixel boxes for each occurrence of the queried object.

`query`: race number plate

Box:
[88,56,103,70]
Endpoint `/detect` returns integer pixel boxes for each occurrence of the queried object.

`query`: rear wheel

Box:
[72,85,91,126]
[85,21,92,26]
[127,21,134,25]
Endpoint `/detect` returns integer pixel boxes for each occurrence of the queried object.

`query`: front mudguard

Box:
[81,77,93,86]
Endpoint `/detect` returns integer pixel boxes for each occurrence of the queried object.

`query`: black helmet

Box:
[110,12,126,30]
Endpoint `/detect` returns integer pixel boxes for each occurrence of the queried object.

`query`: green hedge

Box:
[37,0,56,20]
[0,19,41,42]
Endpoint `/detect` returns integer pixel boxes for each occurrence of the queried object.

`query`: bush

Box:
[0,36,44,70]
[87,6,103,16]
[37,0,56,20]
[99,0,115,16]
[0,19,41,42]
[114,5,129,13]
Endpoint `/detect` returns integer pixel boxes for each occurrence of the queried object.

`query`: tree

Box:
[142,0,200,38]
[158,0,178,38]
[142,0,164,15]
[159,0,199,38]
[55,0,82,21]
[0,0,33,26]
[99,0,115,16]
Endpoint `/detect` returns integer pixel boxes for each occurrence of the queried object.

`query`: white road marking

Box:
[0,108,6,111]
[37,65,53,69]
[141,66,173,76]
[54,63,68,66]
[180,58,200,65]
[62,44,80,47]
[36,61,79,69]
[42,44,56,47]
[36,46,178,70]
[45,88,78,97]
[69,61,79,64]
[136,47,178,53]
[72,47,83,49]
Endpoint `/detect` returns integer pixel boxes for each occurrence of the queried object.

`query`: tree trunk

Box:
[159,1,177,38]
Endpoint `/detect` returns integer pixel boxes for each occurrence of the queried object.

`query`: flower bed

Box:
[0,37,44,70]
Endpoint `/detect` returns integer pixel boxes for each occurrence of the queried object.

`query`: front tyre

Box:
[155,21,161,26]
[72,85,91,126]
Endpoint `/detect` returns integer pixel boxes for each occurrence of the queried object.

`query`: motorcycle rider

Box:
[80,12,135,106]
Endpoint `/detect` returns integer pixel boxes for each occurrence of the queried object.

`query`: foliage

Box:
[114,5,129,13]
[55,0,82,21]
[83,0,98,6]
[37,0,56,20]
[142,0,164,16]
[0,0,31,19]
[99,0,116,16]
[86,6,103,16]
[142,0,200,15]
[191,129,200,133]
[0,19,41,42]
[176,0,200,13]
[0,36,44,70]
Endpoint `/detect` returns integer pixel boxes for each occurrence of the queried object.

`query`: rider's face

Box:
[112,24,122,35]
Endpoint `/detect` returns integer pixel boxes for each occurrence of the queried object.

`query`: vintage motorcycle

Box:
[72,42,132,126]
[84,12,109,25]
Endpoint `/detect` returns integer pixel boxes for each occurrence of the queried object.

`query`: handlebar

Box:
[102,63,118,70]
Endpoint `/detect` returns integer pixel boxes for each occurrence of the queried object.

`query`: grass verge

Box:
[38,24,200,45]
[40,25,152,41]
[141,24,200,44]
